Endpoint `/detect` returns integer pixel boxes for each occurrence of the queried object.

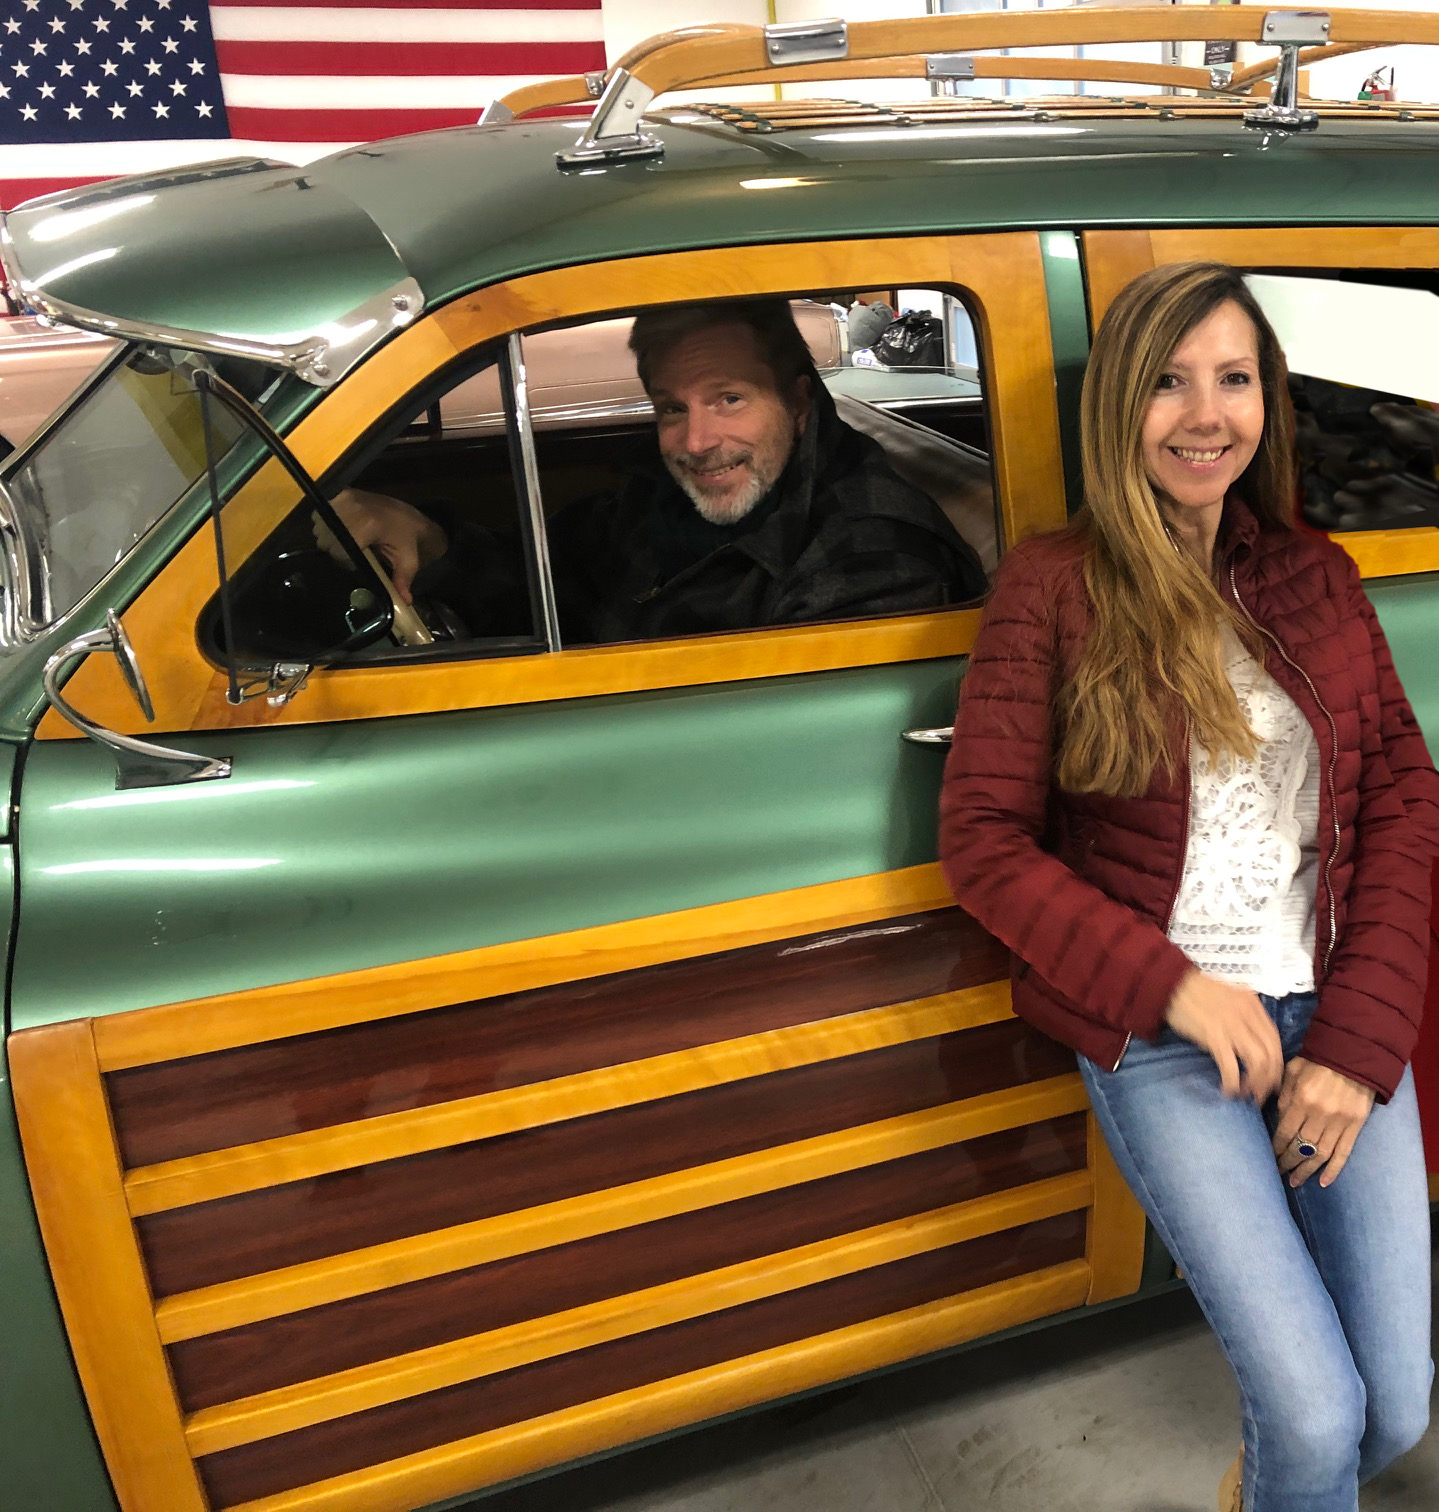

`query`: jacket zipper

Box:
[1227,561,1340,977]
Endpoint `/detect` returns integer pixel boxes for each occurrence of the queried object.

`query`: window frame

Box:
[37,231,1067,741]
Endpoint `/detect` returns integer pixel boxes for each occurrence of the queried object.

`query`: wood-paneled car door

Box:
[1088,227,1439,1202]
[7,233,1142,1512]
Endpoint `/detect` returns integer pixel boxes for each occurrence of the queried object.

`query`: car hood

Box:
[0,158,422,388]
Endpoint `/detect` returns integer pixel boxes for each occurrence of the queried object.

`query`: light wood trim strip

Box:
[6,1022,208,1512]
[186,1168,1090,1456]
[1331,527,1439,581]
[225,1258,1091,1512]
[95,863,955,1071]
[155,1072,1088,1343]
[126,981,1014,1216]
[1083,1109,1147,1305]
[44,231,1051,742]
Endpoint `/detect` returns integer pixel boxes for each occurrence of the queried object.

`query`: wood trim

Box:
[1083,1109,1148,1305]
[1331,526,1439,581]
[126,981,1013,1217]
[186,1169,1090,1457]
[155,1073,1088,1343]
[1083,226,1439,324]
[94,864,955,1070]
[42,231,1059,741]
[6,1021,207,1512]
[221,1259,1089,1512]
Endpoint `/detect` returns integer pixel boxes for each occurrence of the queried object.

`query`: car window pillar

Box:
[500,332,562,651]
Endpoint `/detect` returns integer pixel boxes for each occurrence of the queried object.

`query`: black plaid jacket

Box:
[415,384,987,645]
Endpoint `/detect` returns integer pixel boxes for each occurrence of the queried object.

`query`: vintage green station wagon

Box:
[4,8,1439,1512]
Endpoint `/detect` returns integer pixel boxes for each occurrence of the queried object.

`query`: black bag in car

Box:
[874,311,945,369]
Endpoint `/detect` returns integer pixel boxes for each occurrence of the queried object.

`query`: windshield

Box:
[0,342,281,635]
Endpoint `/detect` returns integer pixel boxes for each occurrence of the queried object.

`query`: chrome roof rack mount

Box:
[1244,10,1330,130]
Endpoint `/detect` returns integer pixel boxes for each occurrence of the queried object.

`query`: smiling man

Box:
[330,299,986,644]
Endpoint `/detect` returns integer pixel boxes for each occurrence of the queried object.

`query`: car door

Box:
[6,230,1146,1512]
[1087,225,1439,1197]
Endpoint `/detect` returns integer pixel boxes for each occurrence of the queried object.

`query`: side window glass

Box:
[526,289,996,649]
[1244,271,1439,535]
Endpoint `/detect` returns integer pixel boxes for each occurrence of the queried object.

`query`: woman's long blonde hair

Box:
[1056,261,1296,797]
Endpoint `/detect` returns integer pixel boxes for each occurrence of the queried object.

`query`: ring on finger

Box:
[1292,1135,1319,1160]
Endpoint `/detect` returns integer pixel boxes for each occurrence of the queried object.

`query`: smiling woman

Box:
[940,260,1439,1512]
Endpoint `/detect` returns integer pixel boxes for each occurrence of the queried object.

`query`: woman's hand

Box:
[1272,1057,1375,1189]
[1164,970,1283,1103]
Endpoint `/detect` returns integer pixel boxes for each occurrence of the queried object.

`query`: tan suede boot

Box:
[1217,1448,1244,1512]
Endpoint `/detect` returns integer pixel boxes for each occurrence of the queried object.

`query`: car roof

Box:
[6,105,1439,377]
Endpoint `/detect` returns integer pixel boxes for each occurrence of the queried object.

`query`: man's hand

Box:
[1164,970,1283,1104]
[1272,1057,1375,1189]
[316,488,448,603]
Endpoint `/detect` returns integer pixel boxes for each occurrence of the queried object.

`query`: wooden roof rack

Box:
[474,8,1439,165]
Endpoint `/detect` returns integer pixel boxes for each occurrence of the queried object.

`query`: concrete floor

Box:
[467,1251,1439,1512]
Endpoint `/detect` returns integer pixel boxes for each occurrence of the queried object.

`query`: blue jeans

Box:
[1080,992,1433,1512]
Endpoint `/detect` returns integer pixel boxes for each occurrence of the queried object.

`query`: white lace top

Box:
[1166,622,1320,996]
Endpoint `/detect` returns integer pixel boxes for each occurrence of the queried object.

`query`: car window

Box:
[0,344,280,639]
[1244,271,1439,535]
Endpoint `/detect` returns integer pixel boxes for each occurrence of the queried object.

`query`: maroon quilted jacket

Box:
[939,500,1439,1101]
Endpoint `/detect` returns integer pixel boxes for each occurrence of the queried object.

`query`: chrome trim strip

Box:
[503,332,562,652]
[0,475,50,642]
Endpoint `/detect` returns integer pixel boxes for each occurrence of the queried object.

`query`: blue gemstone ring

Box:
[1295,1138,1319,1159]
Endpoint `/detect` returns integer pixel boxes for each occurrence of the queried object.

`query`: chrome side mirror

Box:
[42,610,231,790]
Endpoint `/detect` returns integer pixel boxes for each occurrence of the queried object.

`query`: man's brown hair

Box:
[628,298,819,397]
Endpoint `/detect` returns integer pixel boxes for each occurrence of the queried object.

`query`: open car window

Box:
[1245,271,1439,534]
[206,287,999,670]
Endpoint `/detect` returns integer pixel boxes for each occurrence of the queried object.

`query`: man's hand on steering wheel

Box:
[317,488,449,604]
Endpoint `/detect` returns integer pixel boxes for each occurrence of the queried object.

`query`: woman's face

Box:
[1141,299,1265,515]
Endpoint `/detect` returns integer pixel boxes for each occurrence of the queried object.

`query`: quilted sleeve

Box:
[1348,554,1439,853]
[938,542,1193,1044]
[1301,559,1438,1101]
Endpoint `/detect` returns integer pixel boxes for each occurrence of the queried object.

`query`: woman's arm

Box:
[938,542,1194,1043]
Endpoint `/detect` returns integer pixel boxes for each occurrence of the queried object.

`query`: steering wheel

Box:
[358,546,436,648]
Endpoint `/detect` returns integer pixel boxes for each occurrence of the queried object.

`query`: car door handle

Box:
[902,726,953,746]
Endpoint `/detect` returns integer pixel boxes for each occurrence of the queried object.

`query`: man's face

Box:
[647,323,810,525]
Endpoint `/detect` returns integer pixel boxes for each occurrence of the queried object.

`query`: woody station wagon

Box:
[5,9,1439,1512]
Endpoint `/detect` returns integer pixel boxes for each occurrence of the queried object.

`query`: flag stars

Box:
[187,58,204,73]
[136,15,151,30]
[152,100,167,116]
[74,38,90,53]
[143,58,159,73]
[48,17,66,33]
[126,79,142,95]
[22,0,39,10]
[108,100,124,117]
[20,103,37,119]
[28,39,46,54]
[196,100,211,117]
[169,78,184,94]
[100,58,117,74]
[2,19,18,33]
[180,16,196,31]
[82,80,98,95]
[38,80,54,97]
[92,16,109,31]
[0,83,8,99]
[64,102,81,119]
[118,36,133,51]
[162,36,177,51]
[57,59,73,75]
[11,60,28,76]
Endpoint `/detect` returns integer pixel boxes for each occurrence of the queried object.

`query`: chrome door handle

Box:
[902,726,953,746]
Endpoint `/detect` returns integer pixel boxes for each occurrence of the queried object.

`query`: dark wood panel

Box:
[169,1114,1087,1410]
[109,909,1005,1168]
[199,1210,1087,1508]
[139,1020,1074,1297]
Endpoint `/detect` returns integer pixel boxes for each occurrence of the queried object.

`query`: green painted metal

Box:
[1038,229,1090,518]
[5,163,411,352]
[1366,575,1439,757]
[0,865,118,1512]
[10,658,963,1028]
[9,118,1439,361]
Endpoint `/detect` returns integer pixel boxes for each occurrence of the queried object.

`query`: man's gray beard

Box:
[670,456,781,525]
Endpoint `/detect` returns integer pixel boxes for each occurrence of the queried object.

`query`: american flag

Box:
[1,1,606,209]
